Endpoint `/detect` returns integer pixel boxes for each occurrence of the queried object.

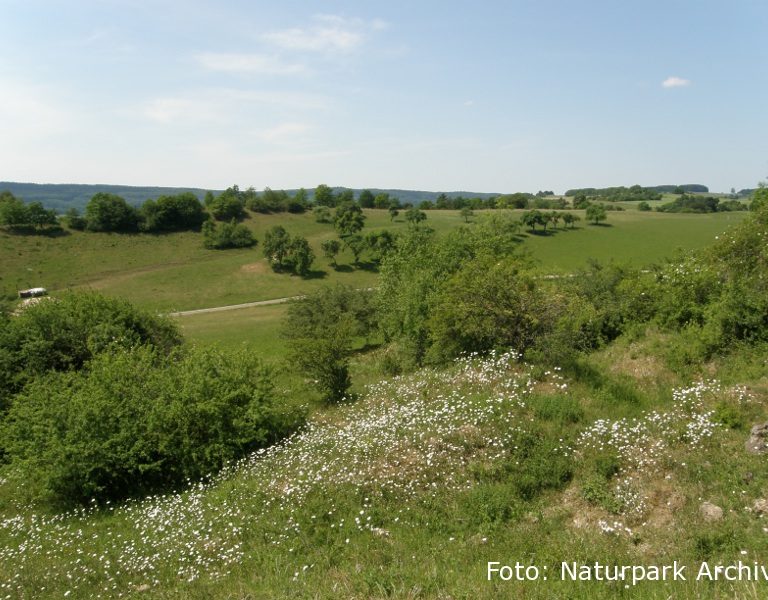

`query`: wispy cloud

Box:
[197,53,306,75]
[261,15,380,53]
[256,122,313,143]
[662,76,691,88]
[142,89,330,124]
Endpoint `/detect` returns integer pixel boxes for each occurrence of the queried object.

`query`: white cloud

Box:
[261,15,376,52]
[197,53,306,75]
[662,76,691,88]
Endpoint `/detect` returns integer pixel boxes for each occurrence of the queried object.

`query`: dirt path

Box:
[166,295,303,317]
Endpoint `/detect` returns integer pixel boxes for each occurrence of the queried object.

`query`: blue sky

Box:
[1,0,766,193]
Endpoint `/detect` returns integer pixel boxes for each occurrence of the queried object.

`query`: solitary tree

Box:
[388,206,399,222]
[321,239,341,266]
[405,207,427,227]
[460,206,474,223]
[586,204,608,225]
[334,202,366,237]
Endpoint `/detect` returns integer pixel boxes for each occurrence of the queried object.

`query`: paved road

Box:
[167,295,304,317]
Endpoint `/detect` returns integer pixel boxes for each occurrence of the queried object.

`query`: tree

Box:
[586,204,608,225]
[207,186,246,221]
[282,285,374,403]
[314,184,336,207]
[562,213,580,228]
[460,206,474,223]
[365,230,396,262]
[750,184,768,212]
[358,189,375,208]
[64,207,87,230]
[84,192,140,232]
[333,202,366,237]
[286,236,314,276]
[202,218,256,249]
[521,210,544,232]
[388,206,399,222]
[344,234,367,265]
[405,207,427,227]
[263,226,313,275]
[141,192,206,232]
[263,225,292,269]
[374,193,392,209]
[426,256,549,362]
[637,201,652,212]
[322,239,341,266]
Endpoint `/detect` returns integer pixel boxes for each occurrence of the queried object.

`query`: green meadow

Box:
[2,208,748,362]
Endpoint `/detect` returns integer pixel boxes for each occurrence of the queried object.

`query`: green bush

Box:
[0,292,182,411]
[2,345,299,506]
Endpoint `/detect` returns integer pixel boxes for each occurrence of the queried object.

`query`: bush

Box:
[2,345,298,506]
[202,219,257,249]
[0,292,182,411]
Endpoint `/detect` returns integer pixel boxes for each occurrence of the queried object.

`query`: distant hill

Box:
[0,182,212,214]
[0,182,503,213]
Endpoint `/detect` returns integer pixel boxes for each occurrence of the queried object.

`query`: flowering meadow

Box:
[0,350,766,598]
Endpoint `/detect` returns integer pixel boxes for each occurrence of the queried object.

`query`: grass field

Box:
[0,209,747,314]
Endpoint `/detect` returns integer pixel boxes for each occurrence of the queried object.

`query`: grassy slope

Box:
[1,344,766,599]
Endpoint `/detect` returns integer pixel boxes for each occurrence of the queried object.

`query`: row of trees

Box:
[65,192,207,233]
[0,191,59,232]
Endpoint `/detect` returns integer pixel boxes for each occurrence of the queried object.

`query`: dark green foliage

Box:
[564,184,667,201]
[263,225,292,268]
[0,292,182,408]
[263,226,314,275]
[585,203,608,224]
[314,184,336,207]
[202,219,256,250]
[749,185,768,211]
[657,194,722,213]
[333,202,366,237]
[84,192,140,232]
[637,201,651,211]
[245,187,306,214]
[282,285,374,403]
[358,189,375,208]
[404,207,426,226]
[2,345,296,506]
[426,256,550,362]
[63,207,87,230]
[321,239,341,265]
[206,185,247,221]
[364,230,396,262]
[0,192,60,232]
[140,192,206,232]
[286,237,314,276]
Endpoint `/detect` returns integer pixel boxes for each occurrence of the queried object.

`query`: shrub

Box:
[0,292,182,410]
[2,345,298,506]
[202,219,257,249]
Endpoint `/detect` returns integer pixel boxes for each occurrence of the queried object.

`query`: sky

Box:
[1,0,766,194]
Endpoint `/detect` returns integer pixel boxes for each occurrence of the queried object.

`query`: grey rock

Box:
[746,423,768,454]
